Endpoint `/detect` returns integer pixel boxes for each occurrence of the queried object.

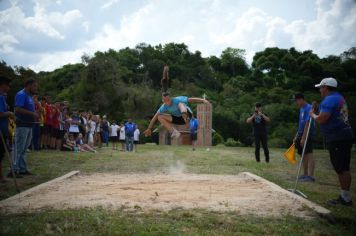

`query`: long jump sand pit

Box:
[0,171,330,218]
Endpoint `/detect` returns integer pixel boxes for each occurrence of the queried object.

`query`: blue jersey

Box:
[0,94,8,135]
[189,118,199,134]
[158,96,190,117]
[15,89,35,127]
[298,103,314,135]
[125,122,136,137]
[319,92,354,142]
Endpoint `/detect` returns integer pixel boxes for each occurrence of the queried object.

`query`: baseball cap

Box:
[315,77,337,88]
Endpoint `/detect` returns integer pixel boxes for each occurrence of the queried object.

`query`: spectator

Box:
[101,115,110,147]
[68,110,80,138]
[95,115,102,148]
[119,122,126,151]
[134,126,140,152]
[246,102,271,163]
[189,114,199,151]
[31,94,41,150]
[43,96,53,149]
[76,133,97,153]
[39,96,46,149]
[0,76,14,181]
[87,115,96,147]
[124,118,136,152]
[58,103,66,150]
[61,132,74,151]
[109,120,120,150]
[9,78,38,177]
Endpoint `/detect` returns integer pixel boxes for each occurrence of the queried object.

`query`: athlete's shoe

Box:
[171,129,181,139]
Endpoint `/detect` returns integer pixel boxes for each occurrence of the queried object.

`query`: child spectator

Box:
[109,120,120,150]
[119,122,126,151]
[134,127,140,152]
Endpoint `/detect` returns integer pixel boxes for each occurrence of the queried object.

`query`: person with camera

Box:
[246,102,271,163]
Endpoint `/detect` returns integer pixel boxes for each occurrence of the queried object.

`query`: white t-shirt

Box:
[119,126,125,140]
[89,120,96,134]
[68,118,79,133]
[134,129,140,141]
[110,124,119,137]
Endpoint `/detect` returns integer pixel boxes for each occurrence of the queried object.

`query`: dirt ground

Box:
[0,172,320,218]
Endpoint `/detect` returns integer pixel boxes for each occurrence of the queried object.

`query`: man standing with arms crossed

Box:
[11,78,38,176]
[311,77,354,206]
[144,93,208,138]
[293,93,315,182]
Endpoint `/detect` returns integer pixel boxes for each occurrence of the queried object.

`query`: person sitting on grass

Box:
[76,133,97,153]
[144,92,209,138]
[61,132,74,151]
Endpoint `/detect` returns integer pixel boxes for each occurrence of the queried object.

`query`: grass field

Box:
[0,144,355,235]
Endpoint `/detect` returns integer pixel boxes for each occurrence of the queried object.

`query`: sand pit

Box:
[0,171,330,218]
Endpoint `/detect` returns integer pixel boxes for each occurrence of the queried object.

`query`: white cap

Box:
[315,77,337,88]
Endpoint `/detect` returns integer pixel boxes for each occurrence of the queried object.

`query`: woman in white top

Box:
[88,115,96,147]
[110,121,120,150]
[119,122,126,151]
[134,128,140,152]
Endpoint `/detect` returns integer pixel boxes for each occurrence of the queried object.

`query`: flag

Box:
[283,143,296,164]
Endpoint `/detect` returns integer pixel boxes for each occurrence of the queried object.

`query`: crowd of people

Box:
[0,76,140,181]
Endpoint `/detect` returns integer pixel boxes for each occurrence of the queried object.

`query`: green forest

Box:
[1,43,355,148]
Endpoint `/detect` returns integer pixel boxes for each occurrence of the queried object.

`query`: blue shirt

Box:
[319,92,354,142]
[15,89,35,127]
[158,96,190,117]
[0,94,8,135]
[189,118,199,133]
[298,103,314,135]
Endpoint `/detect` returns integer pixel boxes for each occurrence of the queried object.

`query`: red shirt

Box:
[45,104,53,126]
[51,106,60,129]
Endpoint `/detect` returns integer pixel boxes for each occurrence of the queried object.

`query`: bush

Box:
[268,138,288,148]
[225,138,241,147]
[212,132,224,146]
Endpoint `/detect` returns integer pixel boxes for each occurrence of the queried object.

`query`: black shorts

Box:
[190,133,198,141]
[52,128,61,139]
[110,136,119,142]
[44,124,52,135]
[134,141,139,144]
[328,140,353,174]
[172,116,186,125]
[295,135,313,155]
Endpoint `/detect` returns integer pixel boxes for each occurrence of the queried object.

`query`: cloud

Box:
[1,0,355,72]
[101,0,120,9]
[0,33,19,53]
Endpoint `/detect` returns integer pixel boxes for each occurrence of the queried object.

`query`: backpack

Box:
[125,122,136,137]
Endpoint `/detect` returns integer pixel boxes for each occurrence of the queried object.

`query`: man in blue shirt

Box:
[144,92,209,139]
[0,76,14,181]
[189,114,199,151]
[293,93,315,182]
[311,77,354,206]
[9,78,38,177]
[124,118,136,152]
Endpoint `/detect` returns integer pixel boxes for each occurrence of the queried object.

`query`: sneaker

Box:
[298,175,308,180]
[7,172,23,178]
[171,129,181,139]
[299,176,315,182]
[327,196,353,206]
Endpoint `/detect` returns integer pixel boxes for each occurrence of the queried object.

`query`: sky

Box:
[0,0,355,72]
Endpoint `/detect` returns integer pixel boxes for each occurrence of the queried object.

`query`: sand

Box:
[0,172,328,218]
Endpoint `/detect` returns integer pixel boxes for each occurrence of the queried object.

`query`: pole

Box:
[0,131,20,193]
[288,117,313,198]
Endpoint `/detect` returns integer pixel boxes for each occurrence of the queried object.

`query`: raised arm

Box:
[188,97,209,104]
